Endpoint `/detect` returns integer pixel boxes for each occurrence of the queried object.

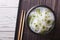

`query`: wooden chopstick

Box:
[20,11,25,40]
[18,10,24,40]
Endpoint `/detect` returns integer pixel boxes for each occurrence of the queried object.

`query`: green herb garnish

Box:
[36,25,38,27]
[35,25,39,32]
[43,26,46,29]
[36,9,40,14]
[47,20,51,24]
[28,16,31,22]
[45,9,50,14]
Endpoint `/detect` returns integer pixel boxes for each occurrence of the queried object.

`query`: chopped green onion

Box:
[43,26,46,29]
[47,20,51,24]
[36,9,40,14]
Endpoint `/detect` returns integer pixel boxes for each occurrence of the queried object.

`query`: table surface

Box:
[0,0,19,40]
[19,0,60,40]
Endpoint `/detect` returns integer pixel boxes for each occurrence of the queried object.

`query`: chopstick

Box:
[20,11,25,40]
[18,10,24,40]
[18,10,25,40]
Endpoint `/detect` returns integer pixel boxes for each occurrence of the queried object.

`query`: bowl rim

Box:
[26,5,56,35]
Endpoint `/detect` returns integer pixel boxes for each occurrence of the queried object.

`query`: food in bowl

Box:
[27,6,55,34]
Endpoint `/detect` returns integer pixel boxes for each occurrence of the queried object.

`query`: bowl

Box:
[26,5,56,35]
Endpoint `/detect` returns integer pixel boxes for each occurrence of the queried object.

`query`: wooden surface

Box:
[19,0,60,40]
[0,0,19,40]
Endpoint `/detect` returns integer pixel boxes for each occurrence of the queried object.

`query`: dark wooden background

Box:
[18,0,60,40]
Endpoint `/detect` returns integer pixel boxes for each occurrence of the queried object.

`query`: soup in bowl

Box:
[26,5,55,34]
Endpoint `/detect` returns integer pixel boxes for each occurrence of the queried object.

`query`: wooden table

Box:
[18,0,60,40]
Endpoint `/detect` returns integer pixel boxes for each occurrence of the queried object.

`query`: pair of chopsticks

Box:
[18,10,25,40]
